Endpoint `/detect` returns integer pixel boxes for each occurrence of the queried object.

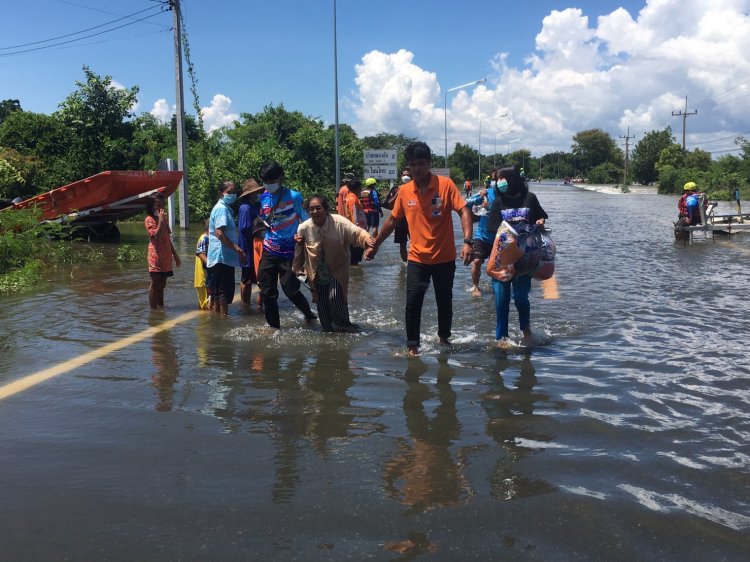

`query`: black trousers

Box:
[405,260,456,347]
[258,250,314,328]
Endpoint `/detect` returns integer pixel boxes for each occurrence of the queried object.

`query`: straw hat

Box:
[239,178,263,199]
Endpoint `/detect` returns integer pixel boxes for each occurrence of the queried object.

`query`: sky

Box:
[2,0,750,159]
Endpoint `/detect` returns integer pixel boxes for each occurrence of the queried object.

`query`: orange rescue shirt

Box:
[391,174,466,265]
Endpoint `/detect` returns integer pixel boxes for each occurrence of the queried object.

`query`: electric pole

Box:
[620,127,635,187]
[171,0,189,228]
[672,96,697,150]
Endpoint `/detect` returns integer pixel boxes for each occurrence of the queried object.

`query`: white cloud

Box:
[150,98,175,123]
[350,0,750,157]
[201,94,239,132]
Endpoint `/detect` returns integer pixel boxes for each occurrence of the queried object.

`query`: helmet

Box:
[683,181,697,191]
[364,178,377,186]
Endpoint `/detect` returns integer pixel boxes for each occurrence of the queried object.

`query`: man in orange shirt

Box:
[365,141,474,355]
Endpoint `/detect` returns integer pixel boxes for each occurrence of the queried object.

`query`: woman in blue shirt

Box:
[207,181,246,316]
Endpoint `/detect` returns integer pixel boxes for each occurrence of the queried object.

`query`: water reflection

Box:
[481,356,557,500]
[384,358,472,510]
[150,323,179,412]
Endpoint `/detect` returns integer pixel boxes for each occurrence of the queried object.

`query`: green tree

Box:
[572,128,622,175]
[56,65,139,179]
[448,142,478,183]
[631,127,673,184]
[0,99,22,126]
[684,148,711,171]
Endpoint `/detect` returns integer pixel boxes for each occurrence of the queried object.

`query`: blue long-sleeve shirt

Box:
[247,187,309,259]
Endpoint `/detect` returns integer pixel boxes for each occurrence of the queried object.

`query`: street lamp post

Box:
[444,78,486,169]
[494,129,515,167]
[478,114,507,181]
[507,138,522,155]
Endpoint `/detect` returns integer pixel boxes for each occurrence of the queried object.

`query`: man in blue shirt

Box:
[253,161,316,328]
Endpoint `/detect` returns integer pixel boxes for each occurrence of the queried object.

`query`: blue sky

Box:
[2,0,750,157]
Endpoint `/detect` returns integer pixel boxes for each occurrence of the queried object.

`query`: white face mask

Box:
[490,180,497,188]
[401,175,411,183]
[264,182,280,194]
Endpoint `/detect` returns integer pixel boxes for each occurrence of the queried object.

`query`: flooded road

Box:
[1,183,749,559]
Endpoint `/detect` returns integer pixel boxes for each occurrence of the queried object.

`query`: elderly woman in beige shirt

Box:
[293,194,374,332]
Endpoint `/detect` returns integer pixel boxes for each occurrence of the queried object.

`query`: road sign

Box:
[363,164,397,180]
[364,150,397,164]
[364,149,397,180]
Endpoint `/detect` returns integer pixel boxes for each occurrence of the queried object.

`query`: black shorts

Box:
[393,218,409,244]
[209,263,236,305]
[149,271,174,279]
[365,212,379,228]
[473,239,492,260]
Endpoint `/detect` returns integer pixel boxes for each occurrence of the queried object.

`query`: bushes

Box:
[657,165,748,199]
[0,207,107,294]
[586,162,622,184]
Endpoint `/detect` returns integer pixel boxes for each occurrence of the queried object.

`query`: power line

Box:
[53,0,171,28]
[26,28,171,55]
[0,8,169,57]
[0,5,162,50]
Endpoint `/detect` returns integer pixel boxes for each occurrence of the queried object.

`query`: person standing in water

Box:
[383,168,412,263]
[366,141,474,356]
[464,168,499,297]
[144,192,181,309]
[253,161,317,329]
[207,181,246,316]
[293,195,374,332]
[485,165,548,345]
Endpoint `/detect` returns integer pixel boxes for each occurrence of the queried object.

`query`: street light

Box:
[507,138,523,155]
[478,114,507,181]
[444,78,486,169]
[494,129,515,167]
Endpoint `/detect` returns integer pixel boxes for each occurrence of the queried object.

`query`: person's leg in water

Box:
[432,261,456,346]
[278,258,317,320]
[149,273,166,309]
[405,261,430,355]
[512,274,533,341]
[492,278,512,341]
[258,252,281,328]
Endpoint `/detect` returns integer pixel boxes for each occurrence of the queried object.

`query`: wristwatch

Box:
[463,238,474,246]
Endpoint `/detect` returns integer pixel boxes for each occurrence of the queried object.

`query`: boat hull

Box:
[10,170,183,223]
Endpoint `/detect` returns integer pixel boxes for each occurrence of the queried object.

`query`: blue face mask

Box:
[496,179,509,193]
[223,193,237,205]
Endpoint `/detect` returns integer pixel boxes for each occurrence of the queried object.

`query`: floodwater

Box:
[1,183,749,560]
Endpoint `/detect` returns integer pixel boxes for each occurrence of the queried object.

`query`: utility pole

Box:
[171,0,189,228]
[620,127,635,187]
[672,96,697,150]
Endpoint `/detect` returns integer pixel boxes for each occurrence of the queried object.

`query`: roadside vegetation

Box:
[0,207,108,294]
[2,66,750,292]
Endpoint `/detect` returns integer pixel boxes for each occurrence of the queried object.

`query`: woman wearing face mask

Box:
[207,180,246,316]
[485,165,548,345]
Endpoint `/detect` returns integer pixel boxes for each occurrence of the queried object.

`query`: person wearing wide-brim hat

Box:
[238,178,266,305]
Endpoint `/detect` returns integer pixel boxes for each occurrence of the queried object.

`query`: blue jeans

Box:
[492,274,531,339]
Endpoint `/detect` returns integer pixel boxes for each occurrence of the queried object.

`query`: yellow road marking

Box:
[0,309,201,401]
